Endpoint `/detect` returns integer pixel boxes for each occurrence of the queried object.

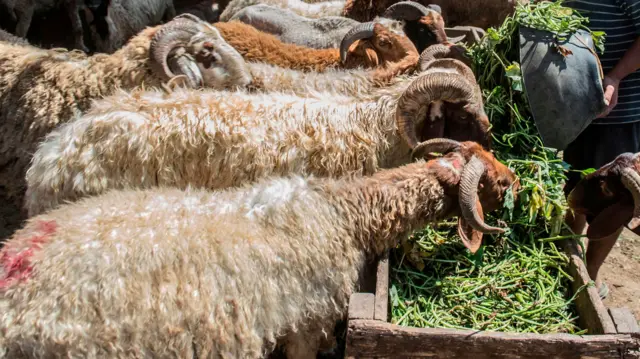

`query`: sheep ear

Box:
[586,201,633,240]
[457,199,484,254]
[363,47,379,66]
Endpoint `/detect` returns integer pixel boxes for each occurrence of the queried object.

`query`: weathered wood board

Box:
[345,242,640,358]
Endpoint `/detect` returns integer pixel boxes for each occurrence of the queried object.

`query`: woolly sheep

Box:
[3,140,518,358]
[219,0,344,21]
[213,20,418,73]
[229,2,447,52]
[25,67,491,219]
[0,14,251,237]
[343,0,526,29]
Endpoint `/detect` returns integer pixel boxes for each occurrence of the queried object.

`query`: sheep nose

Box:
[203,41,215,51]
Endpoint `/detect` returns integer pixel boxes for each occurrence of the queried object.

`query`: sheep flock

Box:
[0,0,534,358]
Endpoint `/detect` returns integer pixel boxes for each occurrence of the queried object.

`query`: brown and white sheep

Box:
[2,140,518,358]
[343,0,527,29]
[25,67,491,220]
[213,20,419,74]
[0,14,251,239]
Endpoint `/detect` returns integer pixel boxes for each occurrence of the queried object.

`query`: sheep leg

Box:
[65,0,90,52]
[13,3,34,37]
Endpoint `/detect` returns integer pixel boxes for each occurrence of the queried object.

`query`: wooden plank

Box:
[374,251,389,322]
[564,239,617,334]
[610,308,640,334]
[348,293,375,320]
[346,319,640,359]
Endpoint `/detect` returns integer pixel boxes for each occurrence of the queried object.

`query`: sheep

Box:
[0,14,252,238]
[568,152,640,240]
[343,0,526,29]
[229,2,446,52]
[25,67,491,217]
[212,20,419,74]
[566,152,640,293]
[83,0,176,54]
[230,4,360,49]
[0,27,28,45]
[219,0,345,21]
[3,139,518,358]
[0,0,93,52]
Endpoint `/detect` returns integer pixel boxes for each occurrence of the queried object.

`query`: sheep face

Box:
[149,14,252,89]
[382,1,448,52]
[415,139,519,253]
[568,152,640,239]
[442,102,492,148]
[341,22,418,69]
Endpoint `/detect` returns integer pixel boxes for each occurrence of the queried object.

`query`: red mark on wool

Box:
[0,220,57,289]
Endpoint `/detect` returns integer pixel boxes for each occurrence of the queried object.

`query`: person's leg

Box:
[585,227,623,287]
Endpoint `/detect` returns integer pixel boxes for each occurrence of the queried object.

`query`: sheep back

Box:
[24,87,410,216]
[2,180,364,358]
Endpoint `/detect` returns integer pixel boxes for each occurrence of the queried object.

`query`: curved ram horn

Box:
[411,138,461,161]
[340,22,376,64]
[458,156,506,234]
[383,1,433,21]
[395,72,474,148]
[621,167,640,229]
[149,19,201,85]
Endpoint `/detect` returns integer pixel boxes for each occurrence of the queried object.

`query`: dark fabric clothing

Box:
[566,0,640,124]
[563,121,640,195]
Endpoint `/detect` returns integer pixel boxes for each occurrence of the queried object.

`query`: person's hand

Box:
[597,75,621,119]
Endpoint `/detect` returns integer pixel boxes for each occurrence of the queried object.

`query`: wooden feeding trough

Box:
[345,240,640,358]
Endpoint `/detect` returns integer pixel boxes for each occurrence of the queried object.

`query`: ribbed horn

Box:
[340,22,376,64]
[149,18,200,83]
[458,156,505,234]
[411,138,461,161]
[168,54,203,88]
[621,167,640,228]
[396,72,474,148]
[383,1,433,21]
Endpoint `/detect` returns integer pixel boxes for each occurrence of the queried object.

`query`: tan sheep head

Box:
[339,22,419,69]
[568,153,640,240]
[415,139,520,253]
[149,13,252,90]
[395,62,491,150]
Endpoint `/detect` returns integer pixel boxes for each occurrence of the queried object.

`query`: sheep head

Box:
[383,1,448,52]
[340,22,419,69]
[149,13,252,90]
[417,139,519,253]
[568,152,640,240]
[418,43,472,69]
[395,59,491,150]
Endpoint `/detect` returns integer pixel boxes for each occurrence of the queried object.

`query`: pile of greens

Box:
[389,1,603,334]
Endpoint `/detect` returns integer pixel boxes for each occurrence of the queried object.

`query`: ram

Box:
[212,20,418,73]
[3,140,518,358]
[219,0,345,21]
[230,2,447,52]
[0,14,251,237]
[25,68,490,217]
[342,0,525,29]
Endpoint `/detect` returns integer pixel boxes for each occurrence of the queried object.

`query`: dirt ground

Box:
[599,228,640,321]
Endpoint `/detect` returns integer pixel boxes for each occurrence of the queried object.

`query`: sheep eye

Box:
[377,39,391,48]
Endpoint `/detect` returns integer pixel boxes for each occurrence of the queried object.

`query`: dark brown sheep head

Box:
[149,13,252,90]
[383,1,448,52]
[416,139,519,253]
[395,57,491,150]
[568,152,640,240]
[340,22,419,69]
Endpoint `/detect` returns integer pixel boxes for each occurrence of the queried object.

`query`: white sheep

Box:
[25,66,490,218]
[2,140,518,358]
[219,0,345,21]
[0,14,251,238]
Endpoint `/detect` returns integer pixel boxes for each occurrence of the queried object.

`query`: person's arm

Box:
[597,0,640,118]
